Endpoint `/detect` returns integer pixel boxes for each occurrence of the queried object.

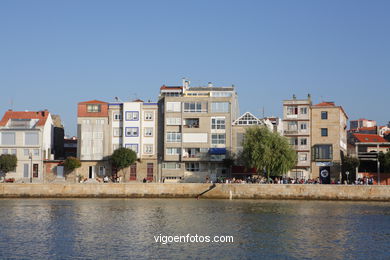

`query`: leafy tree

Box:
[342,155,360,182]
[379,151,390,173]
[110,147,137,182]
[242,126,297,180]
[0,154,17,178]
[63,157,81,172]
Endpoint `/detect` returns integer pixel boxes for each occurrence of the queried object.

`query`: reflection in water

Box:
[0,199,389,259]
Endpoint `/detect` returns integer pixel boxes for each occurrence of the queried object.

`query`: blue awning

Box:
[209,148,227,155]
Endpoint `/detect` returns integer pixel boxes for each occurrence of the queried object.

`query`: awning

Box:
[208,148,227,155]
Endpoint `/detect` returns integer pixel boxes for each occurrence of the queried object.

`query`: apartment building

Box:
[77,100,111,179]
[282,95,312,179]
[0,109,55,181]
[311,102,348,183]
[350,118,376,130]
[108,100,158,181]
[158,80,239,183]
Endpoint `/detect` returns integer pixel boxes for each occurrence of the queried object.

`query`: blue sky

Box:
[0,0,389,136]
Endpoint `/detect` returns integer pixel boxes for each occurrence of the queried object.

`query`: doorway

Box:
[88,166,94,179]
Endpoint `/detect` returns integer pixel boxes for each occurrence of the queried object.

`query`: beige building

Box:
[158,80,239,183]
[310,102,348,182]
[282,95,312,179]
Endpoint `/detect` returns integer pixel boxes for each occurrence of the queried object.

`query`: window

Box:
[25,132,39,145]
[126,111,139,121]
[1,149,8,154]
[299,153,308,161]
[144,128,153,137]
[313,145,332,160]
[186,162,200,172]
[96,119,105,125]
[300,138,307,146]
[321,111,328,120]
[87,104,101,113]
[287,106,298,115]
[83,119,91,124]
[33,149,39,156]
[10,149,17,155]
[300,107,307,114]
[166,132,181,142]
[211,91,232,97]
[113,112,122,121]
[1,132,15,145]
[125,144,138,153]
[99,166,105,176]
[166,102,181,112]
[166,118,181,125]
[321,128,328,137]
[24,149,29,156]
[144,144,153,154]
[290,138,298,146]
[211,102,229,113]
[211,134,226,144]
[166,148,181,155]
[184,118,199,128]
[113,128,122,137]
[125,127,138,137]
[184,102,207,113]
[162,162,181,169]
[211,117,226,130]
[300,123,307,130]
[145,111,153,120]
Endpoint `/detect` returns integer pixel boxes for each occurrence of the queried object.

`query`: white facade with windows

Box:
[0,110,55,182]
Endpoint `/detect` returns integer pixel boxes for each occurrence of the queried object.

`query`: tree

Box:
[110,147,137,182]
[342,155,360,183]
[0,154,17,179]
[379,151,390,173]
[63,157,81,171]
[242,126,297,181]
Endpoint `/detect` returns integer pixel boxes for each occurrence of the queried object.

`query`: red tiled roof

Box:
[0,110,49,127]
[358,126,377,131]
[78,100,107,105]
[160,85,182,90]
[314,102,335,106]
[353,133,387,143]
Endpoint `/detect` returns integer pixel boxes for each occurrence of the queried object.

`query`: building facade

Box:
[282,95,312,179]
[158,80,239,183]
[310,102,348,183]
[0,110,55,182]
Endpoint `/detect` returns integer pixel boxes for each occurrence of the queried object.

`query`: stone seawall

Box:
[1,184,390,201]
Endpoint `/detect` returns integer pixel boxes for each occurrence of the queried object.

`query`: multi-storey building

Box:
[282,95,312,179]
[310,102,348,183]
[350,118,376,130]
[108,100,158,181]
[0,109,56,182]
[158,80,239,183]
[77,100,111,179]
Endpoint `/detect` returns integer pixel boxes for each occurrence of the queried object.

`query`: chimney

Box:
[208,82,213,88]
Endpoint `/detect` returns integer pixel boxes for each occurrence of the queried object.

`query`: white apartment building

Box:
[0,110,55,182]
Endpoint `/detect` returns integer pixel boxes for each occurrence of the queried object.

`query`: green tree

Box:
[242,126,297,181]
[110,147,137,182]
[342,155,360,182]
[0,154,17,179]
[379,151,390,173]
[63,157,81,171]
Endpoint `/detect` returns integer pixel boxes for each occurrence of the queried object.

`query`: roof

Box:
[78,100,108,105]
[358,126,377,131]
[353,133,387,143]
[314,102,335,107]
[160,85,182,90]
[233,112,263,126]
[0,110,50,127]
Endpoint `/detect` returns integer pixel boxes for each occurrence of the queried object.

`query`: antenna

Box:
[262,106,265,118]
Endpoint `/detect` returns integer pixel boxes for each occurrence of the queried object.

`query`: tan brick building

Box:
[310,102,348,182]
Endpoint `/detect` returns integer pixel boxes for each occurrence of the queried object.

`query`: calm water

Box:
[0,199,389,260]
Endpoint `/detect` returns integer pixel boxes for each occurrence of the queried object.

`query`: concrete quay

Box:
[0,183,390,201]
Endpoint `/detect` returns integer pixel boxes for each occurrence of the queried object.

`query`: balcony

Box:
[284,130,298,135]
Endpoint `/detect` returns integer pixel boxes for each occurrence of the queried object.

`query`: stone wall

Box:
[0,184,390,201]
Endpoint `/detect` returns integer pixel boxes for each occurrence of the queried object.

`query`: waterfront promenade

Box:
[0,183,389,201]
